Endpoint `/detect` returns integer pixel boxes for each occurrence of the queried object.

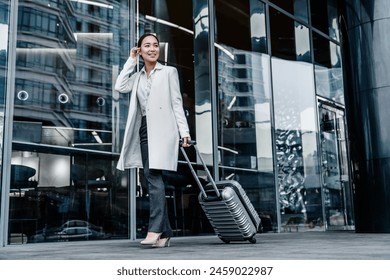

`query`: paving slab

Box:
[1,231,390,260]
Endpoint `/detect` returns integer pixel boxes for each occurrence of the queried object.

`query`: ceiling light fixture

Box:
[69,0,113,9]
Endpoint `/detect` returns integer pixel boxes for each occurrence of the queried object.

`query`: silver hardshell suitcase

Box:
[180,141,261,244]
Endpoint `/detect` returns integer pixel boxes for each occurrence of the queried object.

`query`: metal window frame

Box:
[0,0,18,247]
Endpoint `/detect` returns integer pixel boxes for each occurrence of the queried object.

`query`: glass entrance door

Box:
[318,101,354,230]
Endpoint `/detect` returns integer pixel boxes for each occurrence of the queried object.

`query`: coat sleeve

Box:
[115,57,137,93]
[168,67,190,138]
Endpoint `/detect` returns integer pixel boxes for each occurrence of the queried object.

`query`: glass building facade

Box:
[2,0,385,245]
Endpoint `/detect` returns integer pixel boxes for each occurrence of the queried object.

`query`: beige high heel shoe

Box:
[152,237,171,248]
[140,233,162,245]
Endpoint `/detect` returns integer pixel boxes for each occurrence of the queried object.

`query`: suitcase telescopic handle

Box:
[180,140,221,199]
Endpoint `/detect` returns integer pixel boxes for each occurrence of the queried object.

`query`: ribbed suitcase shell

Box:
[199,180,261,243]
[180,142,261,244]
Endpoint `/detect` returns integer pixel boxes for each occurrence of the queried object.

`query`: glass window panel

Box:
[13,1,128,152]
[270,0,294,14]
[319,104,354,229]
[327,0,340,41]
[310,0,328,34]
[294,0,308,23]
[313,32,344,104]
[270,0,309,23]
[9,0,131,243]
[216,49,276,230]
[310,0,340,41]
[313,32,331,67]
[215,0,251,52]
[216,0,276,231]
[271,57,323,230]
[213,1,267,52]
[270,8,310,62]
[193,0,213,164]
[295,21,310,62]
[9,147,127,243]
[250,0,267,54]
[217,49,272,170]
[270,7,296,61]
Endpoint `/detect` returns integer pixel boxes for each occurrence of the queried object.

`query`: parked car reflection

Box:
[54,227,107,241]
[30,220,110,243]
[61,220,103,232]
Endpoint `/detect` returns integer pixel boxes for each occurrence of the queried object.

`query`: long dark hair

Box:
[137,33,159,47]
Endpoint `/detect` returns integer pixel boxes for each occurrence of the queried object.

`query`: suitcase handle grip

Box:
[180,140,221,199]
[179,139,196,146]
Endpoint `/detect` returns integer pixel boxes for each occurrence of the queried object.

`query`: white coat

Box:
[115,57,190,171]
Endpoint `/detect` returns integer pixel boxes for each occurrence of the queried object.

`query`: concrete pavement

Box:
[1,231,390,260]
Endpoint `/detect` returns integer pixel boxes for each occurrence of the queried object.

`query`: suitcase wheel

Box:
[249,237,256,244]
[220,237,256,244]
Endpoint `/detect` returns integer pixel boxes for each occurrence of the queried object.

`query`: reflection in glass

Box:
[269,7,295,61]
[194,0,213,164]
[250,0,267,54]
[216,0,268,54]
[8,0,130,243]
[217,47,275,230]
[310,0,340,41]
[272,57,323,231]
[13,1,126,152]
[0,1,10,222]
[295,22,310,62]
[9,148,127,243]
[215,0,275,231]
[294,0,308,23]
[314,32,344,104]
[327,0,339,41]
[319,103,354,229]
[270,0,308,23]
[218,47,272,171]
[215,0,251,51]
[270,9,311,62]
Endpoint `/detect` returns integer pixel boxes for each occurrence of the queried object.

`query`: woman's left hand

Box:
[182,136,192,147]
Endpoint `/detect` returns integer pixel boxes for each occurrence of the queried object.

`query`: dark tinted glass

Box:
[310,0,328,34]
[270,0,294,14]
[215,0,251,51]
[270,7,296,60]
[310,0,339,41]
[313,32,331,67]
[270,0,308,22]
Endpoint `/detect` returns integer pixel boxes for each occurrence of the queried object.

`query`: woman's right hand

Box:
[130,47,140,59]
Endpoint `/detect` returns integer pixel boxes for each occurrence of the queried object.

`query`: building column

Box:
[343,0,390,232]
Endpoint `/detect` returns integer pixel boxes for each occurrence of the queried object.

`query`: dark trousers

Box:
[139,116,172,238]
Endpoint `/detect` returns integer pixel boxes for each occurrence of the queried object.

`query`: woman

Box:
[115,33,191,248]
